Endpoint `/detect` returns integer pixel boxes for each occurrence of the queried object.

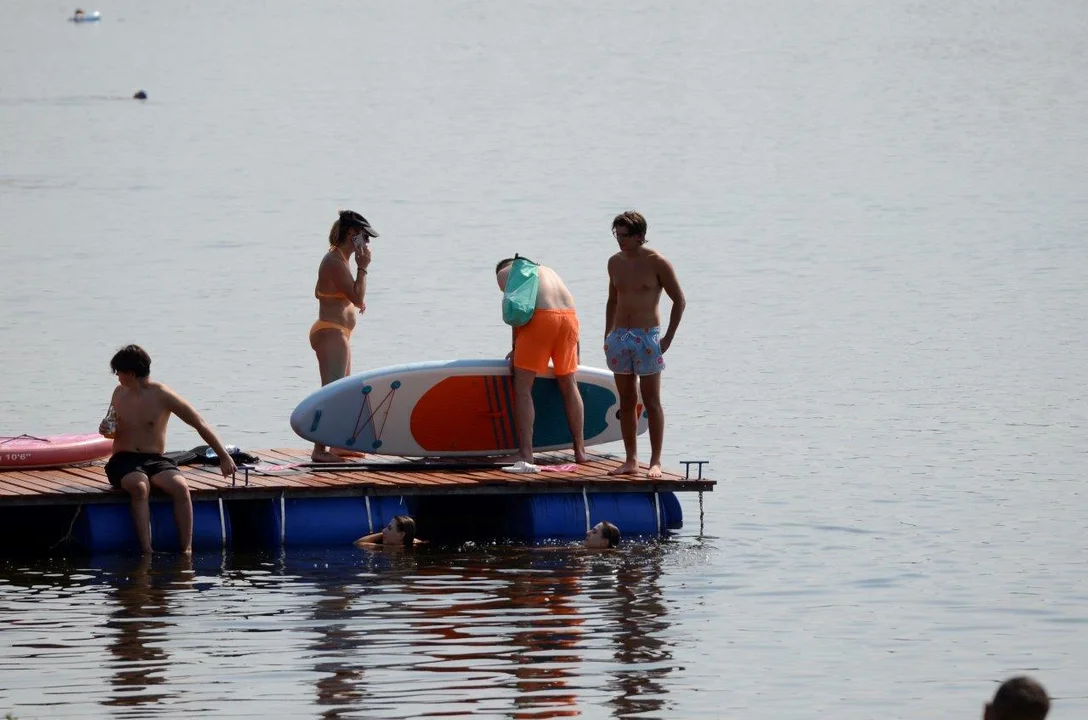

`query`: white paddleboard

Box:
[289,359,648,457]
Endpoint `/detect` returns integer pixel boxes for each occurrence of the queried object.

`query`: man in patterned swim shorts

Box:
[604,211,686,478]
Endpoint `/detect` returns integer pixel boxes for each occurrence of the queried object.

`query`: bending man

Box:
[496,257,588,472]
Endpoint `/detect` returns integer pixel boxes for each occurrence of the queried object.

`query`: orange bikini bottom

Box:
[309,320,352,340]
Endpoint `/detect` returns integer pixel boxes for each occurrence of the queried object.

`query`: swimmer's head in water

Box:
[382,515,416,547]
[585,521,620,549]
[133,90,147,100]
[329,209,379,247]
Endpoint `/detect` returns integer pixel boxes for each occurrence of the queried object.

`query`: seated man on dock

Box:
[496,256,589,473]
[99,344,236,555]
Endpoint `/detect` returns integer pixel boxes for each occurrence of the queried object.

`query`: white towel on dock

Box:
[501,460,540,474]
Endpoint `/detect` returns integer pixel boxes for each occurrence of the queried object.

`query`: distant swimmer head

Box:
[74,8,85,15]
[133,90,147,100]
[585,521,620,549]
[328,209,379,248]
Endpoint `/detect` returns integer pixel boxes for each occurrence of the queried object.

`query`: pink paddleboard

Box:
[0,433,114,470]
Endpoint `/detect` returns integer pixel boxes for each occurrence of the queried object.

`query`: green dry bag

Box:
[502,257,539,327]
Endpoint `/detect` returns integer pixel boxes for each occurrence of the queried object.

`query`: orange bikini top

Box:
[316,248,352,301]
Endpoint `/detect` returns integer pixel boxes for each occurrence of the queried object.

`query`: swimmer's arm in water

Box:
[353,532,384,547]
[353,534,427,548]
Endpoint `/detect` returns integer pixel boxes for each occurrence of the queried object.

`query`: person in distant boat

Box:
[99,344,236,555]
[354,515,424,548]
[495,257,589,473]
[604,211,685,479]
[983,676,1050,720]
[310,209,376,463]
[74,8,85,18]
[584,521,620,549]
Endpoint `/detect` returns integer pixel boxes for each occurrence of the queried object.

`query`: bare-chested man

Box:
[604,211,686,478]
[99,344,236,554]
[496,257,588,472]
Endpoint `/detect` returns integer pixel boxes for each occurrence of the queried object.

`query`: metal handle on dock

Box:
[234,465,253,487]
[679,460,709,480]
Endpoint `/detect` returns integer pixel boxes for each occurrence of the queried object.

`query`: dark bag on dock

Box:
[165,445,260,466]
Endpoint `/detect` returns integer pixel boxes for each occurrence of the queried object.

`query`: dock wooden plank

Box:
[175,467,233,492]
[52,468,115,492]
[60,465,112,485]
[0,448,714,507]
[260,450,357,487]
[321,469,399,488]
[1,470,90,496]
[0,478,37,496]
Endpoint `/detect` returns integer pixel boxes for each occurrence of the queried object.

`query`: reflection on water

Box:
[102,554,191,710]
[0,545,675,718]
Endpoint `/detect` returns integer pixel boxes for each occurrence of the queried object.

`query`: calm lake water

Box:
[1,0,1086,717]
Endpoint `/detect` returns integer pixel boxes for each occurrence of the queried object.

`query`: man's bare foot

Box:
[311,449,342,463]
[609,460,639,476]
[574,451,589,464]
[647,463,663,479]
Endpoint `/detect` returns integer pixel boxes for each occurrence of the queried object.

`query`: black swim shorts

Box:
[105,452,180,488]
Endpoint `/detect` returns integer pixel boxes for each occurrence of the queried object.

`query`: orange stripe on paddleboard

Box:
[411,376,515,453]
[491,375,517,449]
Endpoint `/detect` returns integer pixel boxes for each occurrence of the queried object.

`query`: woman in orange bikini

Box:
[310,210,377,463]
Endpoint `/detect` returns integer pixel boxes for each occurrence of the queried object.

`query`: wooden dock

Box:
[0,449,715,506]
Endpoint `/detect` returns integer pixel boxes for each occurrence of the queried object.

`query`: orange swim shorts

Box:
[513,309,580,375]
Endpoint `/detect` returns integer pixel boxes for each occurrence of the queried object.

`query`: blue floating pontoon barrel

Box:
[75,499,229,553]
[271,495,411,547]
[498,491,683,541]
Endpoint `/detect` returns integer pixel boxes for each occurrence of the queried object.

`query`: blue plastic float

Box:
[75,499,229,553]
[63,491,681,551]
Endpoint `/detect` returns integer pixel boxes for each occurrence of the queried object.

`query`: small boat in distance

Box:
[70,9,101,22]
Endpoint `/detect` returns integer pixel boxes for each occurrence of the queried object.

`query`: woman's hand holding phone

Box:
[353,237,372,270]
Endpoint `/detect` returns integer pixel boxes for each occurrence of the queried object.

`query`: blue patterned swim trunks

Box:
[604,327,665,376]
